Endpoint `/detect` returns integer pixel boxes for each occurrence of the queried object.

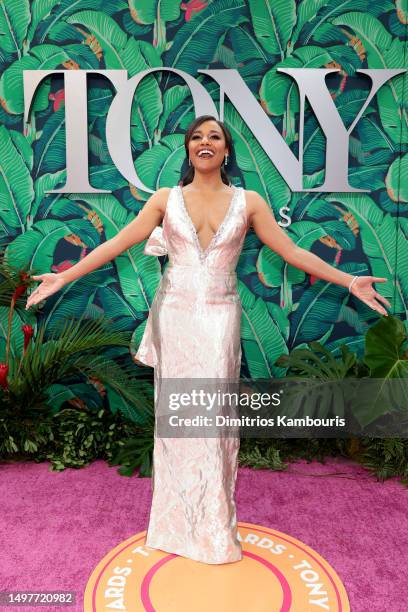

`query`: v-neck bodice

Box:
[160,184,248,271]
[178,185,238,256]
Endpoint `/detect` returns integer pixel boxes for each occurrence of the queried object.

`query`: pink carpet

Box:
[1,457,407,611]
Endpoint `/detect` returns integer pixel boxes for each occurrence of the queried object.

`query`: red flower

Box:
[51,260,75,273]
[12,272,31,301]
[180,0,208,21]
[334,249,342,265]
[0,363,9,390]
[49,89,65,112]
[310,275,317,285]
[22,325,34,352]
[12,284,27,300]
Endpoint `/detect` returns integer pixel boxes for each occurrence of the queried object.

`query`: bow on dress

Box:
[143,226,168,256]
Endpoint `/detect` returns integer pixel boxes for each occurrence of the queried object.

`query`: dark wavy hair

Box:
[180,115,234,186]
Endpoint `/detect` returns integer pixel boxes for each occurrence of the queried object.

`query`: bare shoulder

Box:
[242,189,267,224]
[243,189,266,206]
[146,187,172,215]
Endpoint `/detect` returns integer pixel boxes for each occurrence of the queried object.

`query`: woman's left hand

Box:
[349,276,391,316]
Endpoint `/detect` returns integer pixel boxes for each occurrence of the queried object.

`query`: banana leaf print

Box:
[248,0,296,59]
[0,0,30,60]
[326,194,402,311]
[0,305,26,362]
[128,0,180,54]
[238,281,288,379]
[0,127,34,235]
[386,154,408,202]
[332,12,407,145]
[164,0,248,74]
[0,0,406,420]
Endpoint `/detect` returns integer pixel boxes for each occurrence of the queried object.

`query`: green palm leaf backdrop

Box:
[0,0,406,405]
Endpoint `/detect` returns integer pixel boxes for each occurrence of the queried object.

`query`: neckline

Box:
[178,185,238,257]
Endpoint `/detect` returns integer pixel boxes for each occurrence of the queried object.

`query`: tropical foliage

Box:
[0,254,154,432]
[0,0,406,411]
[275,313,408,429]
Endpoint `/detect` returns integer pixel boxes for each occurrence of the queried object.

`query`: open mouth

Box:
[197,149,214,159]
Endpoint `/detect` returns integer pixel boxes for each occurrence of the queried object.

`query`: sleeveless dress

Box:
[134,184,248,564]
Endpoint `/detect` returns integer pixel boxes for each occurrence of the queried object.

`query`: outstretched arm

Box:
[25,187,170,309]
[58,187,170,284]
[246,190,391,317]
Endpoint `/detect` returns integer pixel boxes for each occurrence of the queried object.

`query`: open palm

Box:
[350,276,391,316]
[25,273,65,310]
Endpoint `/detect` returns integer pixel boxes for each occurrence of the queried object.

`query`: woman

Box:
[25,115,390,565]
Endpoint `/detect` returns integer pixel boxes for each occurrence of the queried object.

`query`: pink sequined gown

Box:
[134,184,248,564]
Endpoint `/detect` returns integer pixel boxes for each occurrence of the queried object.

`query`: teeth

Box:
[198,149,213,157]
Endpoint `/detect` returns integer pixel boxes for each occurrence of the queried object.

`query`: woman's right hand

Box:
[25,273,66,310]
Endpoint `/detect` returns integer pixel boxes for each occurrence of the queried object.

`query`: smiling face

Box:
[187,120,229,171]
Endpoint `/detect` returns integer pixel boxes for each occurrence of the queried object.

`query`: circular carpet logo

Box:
[84,522,349,611]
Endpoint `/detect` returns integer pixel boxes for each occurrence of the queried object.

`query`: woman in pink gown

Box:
[133,115,390,564]
[136,176,247,564]
[25,115,391,566]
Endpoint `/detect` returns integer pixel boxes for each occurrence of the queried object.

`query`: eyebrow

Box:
[192,129,221,134]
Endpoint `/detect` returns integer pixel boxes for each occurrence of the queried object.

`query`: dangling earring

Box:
[224,154,229,166]
[188,158,191,166]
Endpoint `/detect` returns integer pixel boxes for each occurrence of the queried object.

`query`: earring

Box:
[224,154,229,166]
[188,158,191,166]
